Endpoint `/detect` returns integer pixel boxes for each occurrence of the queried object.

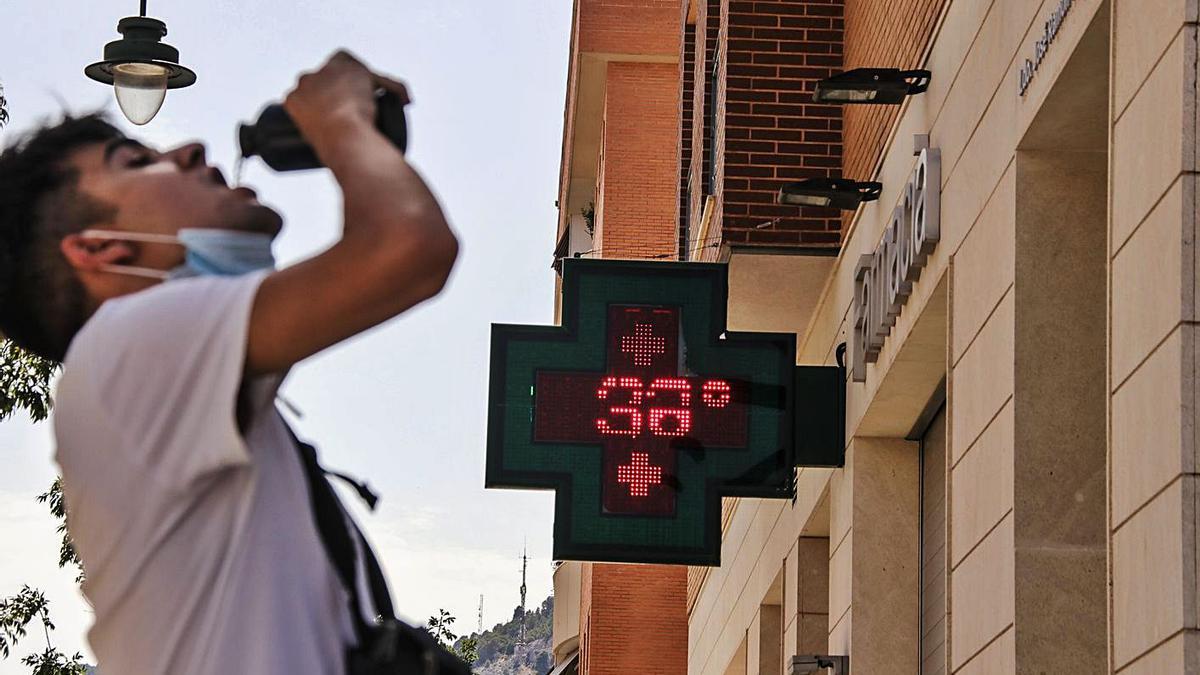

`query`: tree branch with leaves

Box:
[427,609,478,669]
[1,330,88,675]
[0,587,87,675]
[0,87,92,675]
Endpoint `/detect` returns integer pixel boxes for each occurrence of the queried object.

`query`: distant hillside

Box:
[455,596,554,675]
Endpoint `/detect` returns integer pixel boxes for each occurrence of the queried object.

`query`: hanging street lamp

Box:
[84,0,196,125]
[813,68,931,105]
[777,178,882,211]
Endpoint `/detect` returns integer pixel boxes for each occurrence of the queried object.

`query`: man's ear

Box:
[60,234,135,272]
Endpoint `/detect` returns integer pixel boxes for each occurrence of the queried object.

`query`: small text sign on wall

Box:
[1018,0,1074,95]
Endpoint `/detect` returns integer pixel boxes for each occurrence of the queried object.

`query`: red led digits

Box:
[597,407,643,436]
[620,323,667,366]
[616,452,663,497]
[702,380,732,408]
[647,377,693,436]
[595,377,737,438]
[596,376,645,436]
[596,376,644,404]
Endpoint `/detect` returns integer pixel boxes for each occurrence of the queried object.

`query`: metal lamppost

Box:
[84,0,196,125]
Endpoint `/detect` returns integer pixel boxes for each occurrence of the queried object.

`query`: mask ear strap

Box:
[96,263,171,281]
[79,230,179,281]
[79,229,182,246]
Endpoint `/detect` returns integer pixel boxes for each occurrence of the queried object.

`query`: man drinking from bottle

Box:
[0,51,457,673]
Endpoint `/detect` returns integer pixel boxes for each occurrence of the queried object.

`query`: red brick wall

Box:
[706,0,730,260]
[680,19,696,255]
[685,0,723,258]
[596,62,680,259]
[718,0,845,251]
[560,0,686,239]
[578,0,681,55]
[841,0,943,182]
[578,563,688,675]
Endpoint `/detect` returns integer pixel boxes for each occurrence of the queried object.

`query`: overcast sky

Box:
[0,1,569,669]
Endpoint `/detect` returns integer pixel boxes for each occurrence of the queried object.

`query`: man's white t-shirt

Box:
[53,271,356,674]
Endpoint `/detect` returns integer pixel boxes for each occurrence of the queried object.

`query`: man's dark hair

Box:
[0,113,123,362]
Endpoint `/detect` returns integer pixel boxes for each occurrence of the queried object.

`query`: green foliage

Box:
[427,608,458,646]
[465,596,553,668]
[36,480,82,583]
[0,587,85,674]
[582,202,596,237]
[427,610,478,669]
[0,340,58,424]
[454,636,478,664]
[20,648,87,675]
[0,587,48,659]
[0,341,88,674]
[0,80,8,128]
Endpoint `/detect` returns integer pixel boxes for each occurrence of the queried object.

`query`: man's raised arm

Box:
[246,51,458,375]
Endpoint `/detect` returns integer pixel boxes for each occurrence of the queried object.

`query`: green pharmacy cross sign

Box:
[486,259,841,566]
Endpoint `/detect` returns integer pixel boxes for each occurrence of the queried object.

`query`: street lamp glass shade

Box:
[779,192,833,207]
[777,178,883,211]
[113,62,169,125]
[819,89,878,103]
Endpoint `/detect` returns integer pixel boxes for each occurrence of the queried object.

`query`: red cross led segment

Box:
[617,452,662,497]
[622,324,666,366]
[532,305,750,517]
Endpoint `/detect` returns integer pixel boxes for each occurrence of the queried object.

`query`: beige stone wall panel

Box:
[955,627,1015,675]
[1111,477,1198,669]
[950,400,1015,567]
[782,536,831,657]
[1113,0,1199,116]
[1113,177,1195,385]
[950,164,1016,366]
[950,514,1016,671]
[950,290,1015,464]
[1112,31,1191,253]
[1116,630,1200,675]
[1112,327,1195,527]
[827,525,852,633]
[845,437,921,674]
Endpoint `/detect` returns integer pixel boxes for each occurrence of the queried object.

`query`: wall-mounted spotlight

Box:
[85,1,196,125]
[778,178,882,211]
[792,654,849,675]
[814,68,931,104]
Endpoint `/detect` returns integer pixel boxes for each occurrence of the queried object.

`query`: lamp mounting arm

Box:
[140,0,147,17]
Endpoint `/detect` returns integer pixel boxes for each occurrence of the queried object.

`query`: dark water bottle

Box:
[238,89,408,171]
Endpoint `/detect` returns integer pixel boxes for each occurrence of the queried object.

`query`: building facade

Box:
[549,0,1198,672]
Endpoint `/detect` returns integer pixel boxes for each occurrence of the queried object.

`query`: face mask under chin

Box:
[79,228,277,281]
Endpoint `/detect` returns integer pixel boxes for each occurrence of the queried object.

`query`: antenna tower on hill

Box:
[519,540,528,644]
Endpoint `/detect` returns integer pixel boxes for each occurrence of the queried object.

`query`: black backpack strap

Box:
[343,507,396,621]
[287,427,387,640]
[286,425,470,675]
